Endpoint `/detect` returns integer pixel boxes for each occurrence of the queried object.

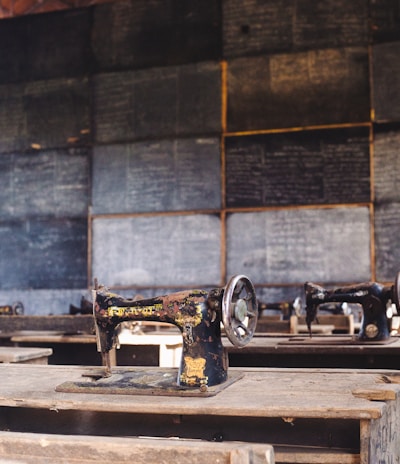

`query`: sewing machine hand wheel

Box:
[222,275,258,347]
[12,301,24,315]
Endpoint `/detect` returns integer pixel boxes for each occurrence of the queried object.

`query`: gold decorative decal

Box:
[175,303,203,328]
[107,303,163,318]
[180,356,207,386]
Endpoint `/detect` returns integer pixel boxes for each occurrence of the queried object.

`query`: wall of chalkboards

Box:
[0,0,399,314]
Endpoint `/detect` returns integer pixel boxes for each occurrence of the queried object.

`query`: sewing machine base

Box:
[280,335,398,345]
[55,368,243,397]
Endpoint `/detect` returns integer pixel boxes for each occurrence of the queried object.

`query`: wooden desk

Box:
[255,315,335,335]
[225,335,400,370]
[118,329,182,367]
[11,330,182,367]
[0,364,399,463]
[0,346,52,364]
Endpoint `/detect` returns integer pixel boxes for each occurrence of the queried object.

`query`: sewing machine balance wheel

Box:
[222,275,258,347]
[393,271,400,312]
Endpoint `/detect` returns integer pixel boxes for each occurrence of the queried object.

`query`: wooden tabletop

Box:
[0,364,399,421]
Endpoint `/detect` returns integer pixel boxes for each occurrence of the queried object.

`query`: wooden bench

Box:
[0,431,275,463]
[0,346,52,364]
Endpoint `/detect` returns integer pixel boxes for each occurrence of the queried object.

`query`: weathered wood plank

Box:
[0,431,275,464]
[0,347,52,364]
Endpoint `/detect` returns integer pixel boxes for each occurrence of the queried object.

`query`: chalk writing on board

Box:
[92,0,221,71]
[94,62,221,143]
[0,218,87,290]
[373,124,400,203]
[91,214,221,287]
[374,202,400,282]
[25,78,90,150]
[226,207,371,285]
[223,0,368,58]
[92,138,221,214]
[0,149,89,220]
[227,47,369,131]
[225,127,370,207]
[372,42,400,122]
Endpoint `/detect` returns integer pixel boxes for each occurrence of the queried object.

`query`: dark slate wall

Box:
[0,0,399,314]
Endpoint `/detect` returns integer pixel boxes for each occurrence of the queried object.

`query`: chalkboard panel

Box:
[372,42,400,122]
[94,62,221,143]
[0,218,87,290]
[0,83,25,153]
[225,127,370,207]
[92,138,221,214]
[0,148,89,220]
[227,47,370,132]
[0,18,28,84]
[91,214,221,287]
[226,207,371,285]
[373,123,400,203]
[26,8,93,81]
[370,0,400,43]
[25,78,90,150]
[91,0,221,72]
[374,202,400,282]
[223,0,368,58]
[0,79,91,153]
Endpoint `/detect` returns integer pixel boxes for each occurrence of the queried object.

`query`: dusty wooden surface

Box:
[0,364,397,419]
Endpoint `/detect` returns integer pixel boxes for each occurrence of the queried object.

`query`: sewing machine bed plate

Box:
[279,336,398,346]
[55,368,243,397]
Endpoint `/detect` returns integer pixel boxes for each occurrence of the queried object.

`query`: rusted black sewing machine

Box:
[69,297,92,315]
[304,272,400,343]
[57,275,258,396]
[0,302,24,316]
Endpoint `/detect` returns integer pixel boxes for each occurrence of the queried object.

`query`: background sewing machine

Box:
[304,272,400,343]
[57,274,258,396]
[0,301,24,315]
[258,297,301,320]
